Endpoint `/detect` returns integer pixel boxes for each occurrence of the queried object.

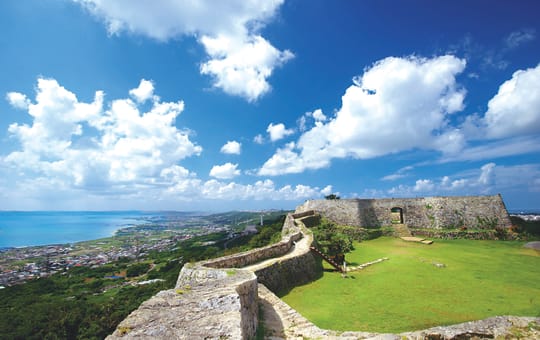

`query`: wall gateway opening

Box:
[391,207,403,224]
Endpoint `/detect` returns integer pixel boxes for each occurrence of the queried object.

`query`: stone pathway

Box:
[400,236,433,244]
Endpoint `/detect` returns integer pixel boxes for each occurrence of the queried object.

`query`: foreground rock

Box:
[107,267,258,339]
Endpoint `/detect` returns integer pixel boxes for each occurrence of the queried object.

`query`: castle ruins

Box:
[107,195,538,339]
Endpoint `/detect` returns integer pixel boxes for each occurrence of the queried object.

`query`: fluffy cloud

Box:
[482,64,540,139]
[267,122,294,142]
[413,179,435,192]
[6,92,30,110]
[311,109,327,122]
[298,109,327,132]
[321,185,334,196]
[209,163,241,179]
[259,55,467,175]
[75,0,292,101]
[129,79,155,103]
[2,78,331,208]
[200,34,293,101]
[220,140,241,155]
[4,78,201,189]
[197,179,324,201]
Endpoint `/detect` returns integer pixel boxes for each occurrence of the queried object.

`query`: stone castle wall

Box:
[200,215,303,270]
[296,194,511,229]
[108,213,319,339]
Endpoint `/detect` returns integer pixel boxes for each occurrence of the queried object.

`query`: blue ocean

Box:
[0,211,168,248]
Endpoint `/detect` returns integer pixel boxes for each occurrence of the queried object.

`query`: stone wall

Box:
[253,217,320,294]
[201,216,302,269]
[108,267,259,339]
[296,194,511,230]
[108,213,319,339]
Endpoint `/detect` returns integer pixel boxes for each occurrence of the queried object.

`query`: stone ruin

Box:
[107,195,538,339]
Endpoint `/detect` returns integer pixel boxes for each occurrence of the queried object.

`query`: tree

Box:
[311,219,354,264]
[325,194,340,200]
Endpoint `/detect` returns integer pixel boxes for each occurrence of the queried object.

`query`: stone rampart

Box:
[251,217,320,294]
[296,194,511,230]
[107,213,319,339]
[200,216,302,269]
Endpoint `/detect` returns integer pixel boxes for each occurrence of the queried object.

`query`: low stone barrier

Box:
[202,230,302,269]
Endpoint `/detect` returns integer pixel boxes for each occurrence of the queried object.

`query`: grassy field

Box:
[280,237,540,333]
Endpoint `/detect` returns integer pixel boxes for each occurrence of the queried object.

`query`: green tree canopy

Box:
[311,219,354,260]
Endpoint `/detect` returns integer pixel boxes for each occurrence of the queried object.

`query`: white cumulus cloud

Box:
[129,79,155,103]
[74,0,292,101]
[267,122,294,142]
[200,34,293,102]
[259,55,467,175]
[220,140,241,155]
[482,63,540,139]
[6,92,31,110]
[209,162,241,179]
[4,77,201,189]
[2,78,336,209]
[413,179,435,192]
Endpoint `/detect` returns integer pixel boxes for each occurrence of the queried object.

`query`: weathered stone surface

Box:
[296,195,511,230]
[107,268,258,339]
[403,315,540,339]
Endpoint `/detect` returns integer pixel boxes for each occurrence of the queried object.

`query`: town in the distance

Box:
[0,210,285,288]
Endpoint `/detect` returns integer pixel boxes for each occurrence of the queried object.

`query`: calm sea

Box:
[0,211,170,248]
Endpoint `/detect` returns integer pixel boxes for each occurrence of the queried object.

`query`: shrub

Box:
[311,219,354,259]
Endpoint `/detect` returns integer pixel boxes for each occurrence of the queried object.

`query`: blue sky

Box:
[0,0,539,211]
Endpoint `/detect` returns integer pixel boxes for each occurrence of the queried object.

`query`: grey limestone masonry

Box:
[296,194,511,229]
[108,195,539,339]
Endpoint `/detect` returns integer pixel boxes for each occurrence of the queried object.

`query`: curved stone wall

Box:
[107,213,320,339]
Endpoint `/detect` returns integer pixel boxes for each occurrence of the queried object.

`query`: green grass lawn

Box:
[280,237,540,333]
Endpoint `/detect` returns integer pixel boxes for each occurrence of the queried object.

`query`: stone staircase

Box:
[392,223,412,237]
[393,223,434,244]
[309,246,344,273]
